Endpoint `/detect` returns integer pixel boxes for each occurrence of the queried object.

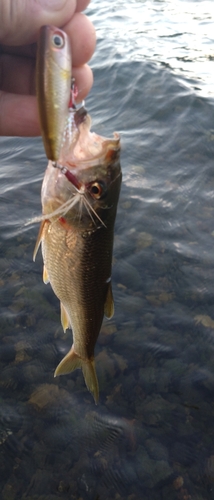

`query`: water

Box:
[1,0,214,498]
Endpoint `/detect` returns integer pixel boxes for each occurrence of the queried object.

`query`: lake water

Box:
[1,0,214,499]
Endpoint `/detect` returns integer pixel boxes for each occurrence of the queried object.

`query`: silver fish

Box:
[34,107,121,402]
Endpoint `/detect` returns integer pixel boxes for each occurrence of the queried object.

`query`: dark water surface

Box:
[1,1,214,499]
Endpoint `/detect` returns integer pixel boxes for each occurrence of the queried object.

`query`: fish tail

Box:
[54,345,99,404]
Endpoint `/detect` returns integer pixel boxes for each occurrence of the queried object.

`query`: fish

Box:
[36,25,72,161]
[33,106,121,403]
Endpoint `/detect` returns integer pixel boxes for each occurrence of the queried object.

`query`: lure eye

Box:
[52,33,65,49]
[89,182,105,199]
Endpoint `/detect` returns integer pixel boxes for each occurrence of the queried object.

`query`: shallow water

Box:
[1,1,214,499]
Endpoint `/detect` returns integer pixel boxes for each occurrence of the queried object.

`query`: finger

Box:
[64,12,96,67]
[0,0,77,45]
[0,54,35,95]
[0,13,95,95]
[1,13,96,65]
[0,92,40,136]
[73,64,93,102]
[76,0,91,12]
[0,64,93,136]
[0,44,37,59]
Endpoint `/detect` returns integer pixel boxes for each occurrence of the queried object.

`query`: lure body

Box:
[36,25,71,161]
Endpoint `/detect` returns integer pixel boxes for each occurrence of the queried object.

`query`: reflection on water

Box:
[90,0,214,97]
[1,0,214,499]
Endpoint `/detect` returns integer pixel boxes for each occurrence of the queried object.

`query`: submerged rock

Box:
[135,445,172,488]
[195,314,214,328]
[28,383,69,410]
[136,231,153,249]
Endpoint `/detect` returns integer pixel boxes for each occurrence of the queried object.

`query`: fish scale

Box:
[42,220,112,359]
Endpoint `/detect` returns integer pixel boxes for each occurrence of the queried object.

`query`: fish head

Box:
[67,154,121,231]
[41,109,122,231]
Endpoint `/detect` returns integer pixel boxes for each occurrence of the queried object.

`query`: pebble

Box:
[173,476,184,490]
[136,231,153,249]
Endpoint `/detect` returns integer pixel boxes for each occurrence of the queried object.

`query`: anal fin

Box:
[104,280,114,319]
[60,302,70,332]
[43,265,49,284]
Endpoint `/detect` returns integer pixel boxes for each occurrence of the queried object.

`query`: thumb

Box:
[0,0,76,45]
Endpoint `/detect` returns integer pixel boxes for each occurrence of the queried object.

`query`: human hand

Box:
[0,0,96,136]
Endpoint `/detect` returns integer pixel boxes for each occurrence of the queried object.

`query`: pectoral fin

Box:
[54,345,99,404]
[104,281,114,319]
[33,220,48,261]
[60,302,70,332]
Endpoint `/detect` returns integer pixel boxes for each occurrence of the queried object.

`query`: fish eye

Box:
[52,33,65,49]
[89,182,105,199]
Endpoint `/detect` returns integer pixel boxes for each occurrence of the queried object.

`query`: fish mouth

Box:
[58,104,120,168]
[52,162,82,191]
[73,104,88,128]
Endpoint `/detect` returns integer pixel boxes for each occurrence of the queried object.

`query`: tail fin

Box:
[54,345,99,404]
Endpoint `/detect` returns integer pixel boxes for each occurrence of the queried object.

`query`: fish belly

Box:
[41,219,113,402]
